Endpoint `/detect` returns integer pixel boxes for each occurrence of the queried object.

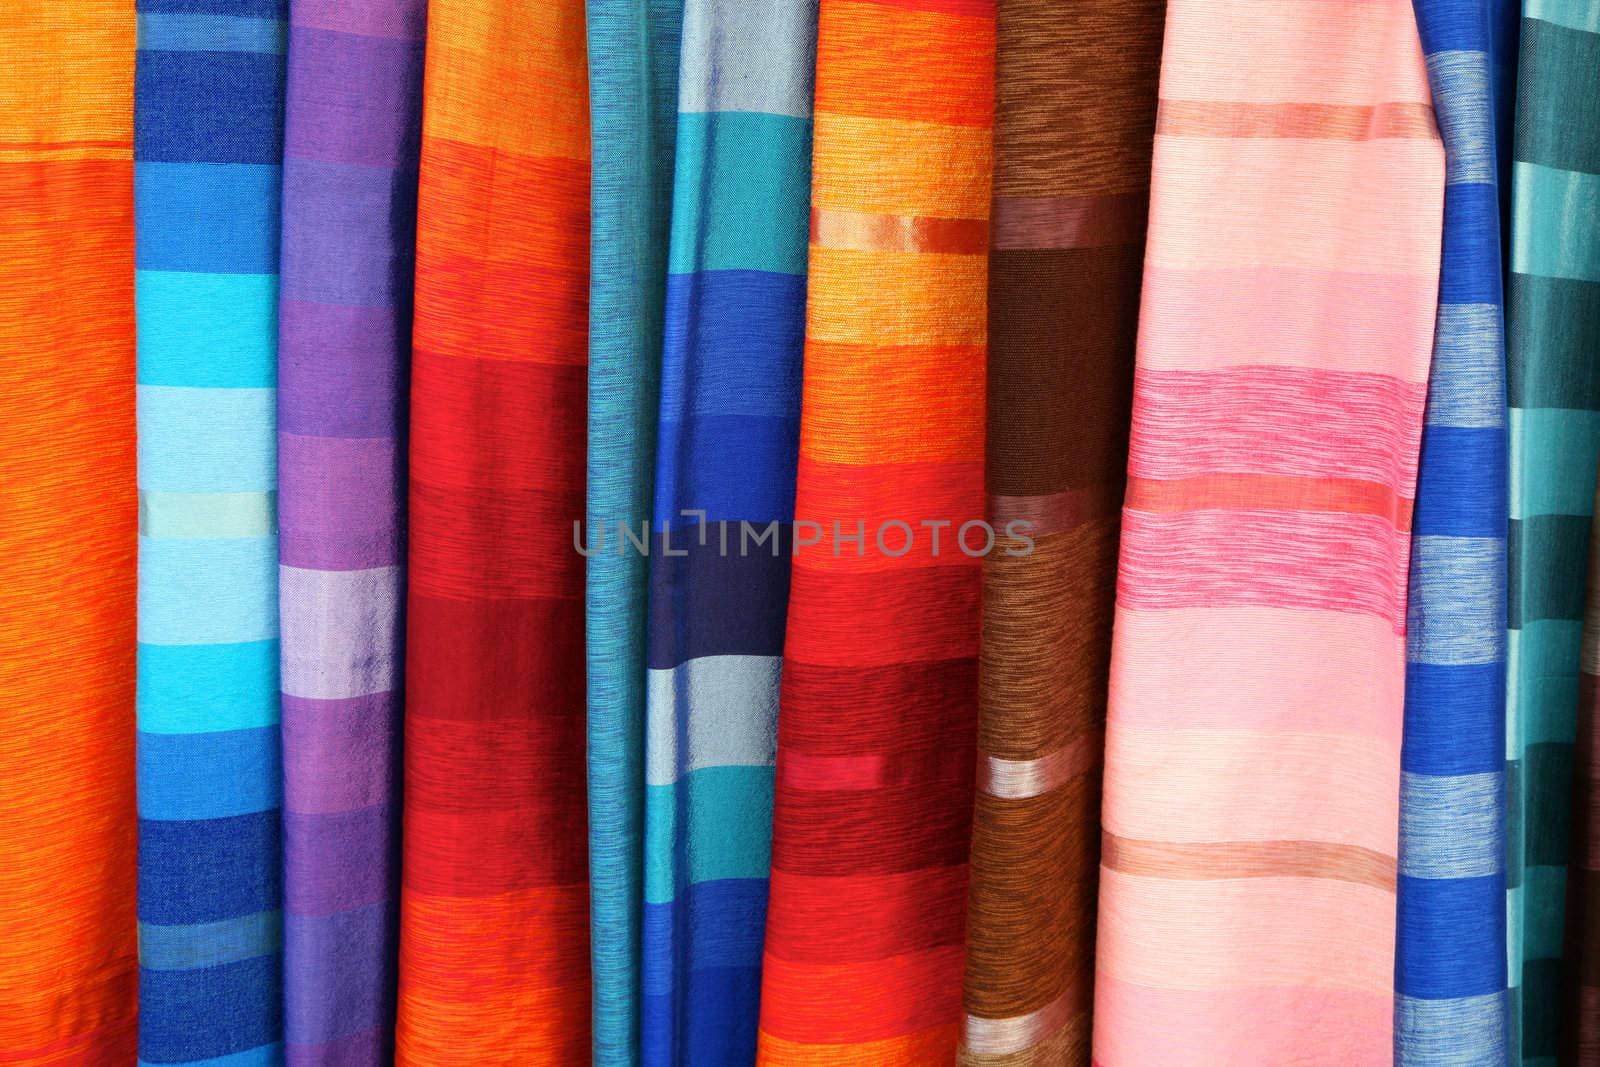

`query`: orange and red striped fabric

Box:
[757,1,994,1063]
[0,3,137,1062]
[396,2,592,1062]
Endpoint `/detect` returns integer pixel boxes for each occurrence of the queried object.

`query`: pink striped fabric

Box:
[1091,1,1444,1063]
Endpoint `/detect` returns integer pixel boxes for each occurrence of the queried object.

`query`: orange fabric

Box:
[0,3,137,1062]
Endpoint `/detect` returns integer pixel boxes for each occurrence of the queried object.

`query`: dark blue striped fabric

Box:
[1395,0,1515,1061]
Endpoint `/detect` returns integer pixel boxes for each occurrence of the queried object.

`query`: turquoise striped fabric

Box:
[585,2,684,1063]
[134,0,286,1062]
[1507,0,1600,1061]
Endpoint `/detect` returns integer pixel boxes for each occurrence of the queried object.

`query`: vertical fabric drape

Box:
[584,2,682,1060]
[641,1,817,1062]
[134,1,287,1060]
[0,3,137,1060]
[1091,0,1444,1061]
[1394,0,1512,1059]
[1568,470,1600,1063]
[1507,0,1600,1058]
[959,0,1163,1060]
[756,0,994,1062]
[396,1,592,1061]
[276,0,424,1061]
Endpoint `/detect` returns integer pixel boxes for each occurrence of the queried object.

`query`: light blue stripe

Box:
[645,655,780,785]
[1399,771,1504,878]
[1426,51,1495,185]
[678,0,818,116]
[644,765,774,903]
[1511,163,1600,281]
[139,910,282,971]
[1507,406,1600,519]
[668,112,812,276]
[136,13,287,54]
[137,536,278,645]
[137,640,279,734]
[137,726,282,820]
[139,490,277,539]
[1526,0,1600,33]
[136,385,276,493]
[1407,536,1506,665]
[136,271,279,388]
[1395,990,1510,1065]
[139,1042,284,1067]
[1425,304,1503,428]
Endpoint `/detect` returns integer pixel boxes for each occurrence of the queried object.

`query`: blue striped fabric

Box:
[585,2,684,1063]
[134,1,286,1063]
[1395,0,1514,1061]
[641,2,816,1063]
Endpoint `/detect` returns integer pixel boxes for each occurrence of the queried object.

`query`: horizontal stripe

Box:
[990,191,1146,250]
[283,806,395,915]
[646,537,792,665]
[279,158,418,307]
[137,639,280,734]
[646,655,781,785]
[643,766,775,903]
[137,725,282,820]
[137,810,282,925]
[134,162,282,271]
[963,987,1074,1057]
[1398,771,1503,878]
[1425,303,1504,428]
[279,565,402,700]
[1103,831,1396,890]
[281,691,397,814]
[1512,163,1600,281]
[140,490,276,539]
[283,902,395,1042]
[1157,98,1437,141]
[137,536,278,645]
[1394,990,1510,1065]
[137,385,276,493]
[1510,515,1592,625]
[137,12,286,53]
[277,433,403,570]
[1402,662,1503,776]
[1406,536,1506,666]
[1508,620,1584,747]
[1394,875,1506,996]
[1509,408,1600,519]
[810,206,987,254]
[1527,0,1600,33]
[641,877,769,993]
[134,49,285,165]
[138,1045,284,1067]
[139,909,282,971]
[660,270,806,420]
[1125,472,1412,528]
[136,270,279,387]
[1425,50,1494,184]
[678,0,817,117]
[988,486,1120,538]
[1412,427,1506,538]
[1513,20,1600,174]
[977,731,1099,800]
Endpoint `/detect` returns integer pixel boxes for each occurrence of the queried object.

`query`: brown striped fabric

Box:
[1563,470,1600,1064]
[959,0,1166,1063]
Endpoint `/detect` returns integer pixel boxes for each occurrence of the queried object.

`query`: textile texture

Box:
[0,2,137,1061]
[1394,0,1512,1061]
[1567,467,1600,1063]
[276,0,425,1061]
[1091,0,1445,1061]
[134,0,288,1061]
[1507,0,1600,1059]
[395,0,593,1062]
[641,0,817,1063]
[584,1,683,1061]
[959,0,1164,1060]
[755,0,995,1062]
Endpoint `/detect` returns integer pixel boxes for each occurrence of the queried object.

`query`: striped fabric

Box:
[1507,0,1600,1059]
[396,1,593,1062]
[755,1,993,1062]
[0,3,138,1060]
[959,0,1162,1060]
[641,1,816,1062]
[134,1,287,1062]
[1394,0,1512,1060]
[276,1,423,1061]
[1567,470,1600,1062]
[584,2,682,1060]
[1091,0,1445,1062]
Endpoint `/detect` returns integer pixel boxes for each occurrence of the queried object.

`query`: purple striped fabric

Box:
[276,2,426,1061]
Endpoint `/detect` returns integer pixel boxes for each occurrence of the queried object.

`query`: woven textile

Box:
[1394,0,1513,1060]
[959,0,1163,1060]
[1091,0,1444,1061]
[134,0,287,1060]
[276,1,424,1061]
[641,1,816,1063]
[396,1,592,1061]
[1568,470,1600,1063]
[755,0,994,1062]
[584,2,682,1060]
[0,3,137,1060]
[1507,0,1600,1058]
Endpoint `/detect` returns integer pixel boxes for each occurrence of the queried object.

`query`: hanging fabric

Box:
[641,1,817,1062]
[1567,471,1600,1063]
[396,1,593,1061]
[959,0,1164,1059]
[134,0,288,1060]
[1091,0,1445,1060]
[276,0,425,1060]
